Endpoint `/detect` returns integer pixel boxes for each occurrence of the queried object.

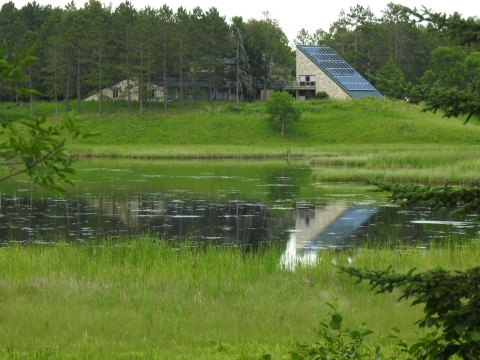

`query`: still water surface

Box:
[1,159,479,254]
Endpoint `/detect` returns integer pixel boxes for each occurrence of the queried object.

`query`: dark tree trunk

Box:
[179,38,184,110]
[77,55,81,114]
[148,70,152,113]
[65,69,70,112]
[127,75,131,111]
[29,70,33,116]
[139,44,143,115]
[99,52,103,115]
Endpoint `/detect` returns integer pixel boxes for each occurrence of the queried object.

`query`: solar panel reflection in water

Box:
[302,46,375,91]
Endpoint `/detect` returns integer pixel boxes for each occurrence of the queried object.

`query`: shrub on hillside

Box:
[316,91,329,100]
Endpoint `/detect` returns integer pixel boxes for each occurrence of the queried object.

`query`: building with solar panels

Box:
[292,45,383,100]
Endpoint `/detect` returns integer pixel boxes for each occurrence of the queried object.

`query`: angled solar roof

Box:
[297,45,382,98]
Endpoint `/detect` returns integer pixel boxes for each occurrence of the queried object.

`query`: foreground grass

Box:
[1,238,479,359]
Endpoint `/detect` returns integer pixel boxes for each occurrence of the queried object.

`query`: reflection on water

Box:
[1,159,479,255]
[281,203,377,269]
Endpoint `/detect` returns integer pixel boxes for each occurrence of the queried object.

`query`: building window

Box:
[112,88,119,99]
[299,75,316,87]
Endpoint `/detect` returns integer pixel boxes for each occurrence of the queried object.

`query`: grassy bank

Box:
[63,98,480,150]
[1,238,479,359]
[3,98,480,152]
[3,97,480,184]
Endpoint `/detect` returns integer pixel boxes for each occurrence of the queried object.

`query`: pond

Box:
[1,159,479,255]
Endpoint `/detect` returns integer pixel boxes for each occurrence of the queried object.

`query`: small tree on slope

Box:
[265,91,301,139]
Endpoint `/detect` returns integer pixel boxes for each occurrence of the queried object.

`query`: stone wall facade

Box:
[296,50,350,100]
[85,79,164,102]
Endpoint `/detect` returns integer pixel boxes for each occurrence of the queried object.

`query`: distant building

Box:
[150,73,237,101]
[87,47,380,103]
[289,45,383,100]
[85,79,164,102]
[86,74,239,102]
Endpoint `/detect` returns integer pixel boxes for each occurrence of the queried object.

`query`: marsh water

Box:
[1,159,479,253]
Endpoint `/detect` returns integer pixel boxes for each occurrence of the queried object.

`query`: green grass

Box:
[1,98,479,358]
[10,98,479,189]
[4,97,480,150]
[1,238,479,359]
[309,144,480,184]
[4,97,480,183]
[63,98,480,149]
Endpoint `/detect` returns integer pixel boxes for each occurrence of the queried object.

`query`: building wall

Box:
[85,79,164,102]
[296,50,350,100]
[86,80,239,102]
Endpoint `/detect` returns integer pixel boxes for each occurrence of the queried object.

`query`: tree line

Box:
[294,3,479,93]
[0,0,293,113]
[0,0,479,114]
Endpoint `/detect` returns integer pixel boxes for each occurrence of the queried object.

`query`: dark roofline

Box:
[296,45,383,99]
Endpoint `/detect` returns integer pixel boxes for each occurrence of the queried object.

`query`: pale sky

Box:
[3,0,477,44]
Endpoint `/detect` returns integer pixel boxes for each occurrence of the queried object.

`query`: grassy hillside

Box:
[62,98,480,149]
[3,97,480,183]
[3,97,479,151]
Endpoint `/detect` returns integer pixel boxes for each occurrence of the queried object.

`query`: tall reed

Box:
[1,236,479,358]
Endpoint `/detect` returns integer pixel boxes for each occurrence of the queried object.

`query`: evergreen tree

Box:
[0,43,88,192]
[132,8,153,114]
[157,5,173,111]
[420,46,480,90]
[399,8,480,122]
[38,6,65,107]
[56,9,89,114]
[43,33,63,117]
[0,2,26,101]
[112,1,137,110]
[18,30,38,115]
[245,12,292,100]
[185,6,205,107]
[328,9,351,57]
[202,7,230,102]
[345,5,376,70]
[174,7,191,109]
[85,0,113,115]
[230,16,253,102]
[293,28,313,46]
[339,10,480,360]
[375,58,406,98]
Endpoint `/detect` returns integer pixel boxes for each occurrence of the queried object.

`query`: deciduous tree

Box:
[265,91,300,138]
[0,43,88,192]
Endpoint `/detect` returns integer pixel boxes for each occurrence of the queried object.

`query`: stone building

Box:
[86,75,238,102]
[291,45,382,100]
[85,79,164,102]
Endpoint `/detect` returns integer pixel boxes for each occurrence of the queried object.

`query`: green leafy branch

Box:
[400,6,480,47]
[0,42,93,192]
[286,301,379,360]
[337,265,480,359]
[364,178,480,218]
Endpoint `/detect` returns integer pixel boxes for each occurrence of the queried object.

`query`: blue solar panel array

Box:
[302,46,376,91]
